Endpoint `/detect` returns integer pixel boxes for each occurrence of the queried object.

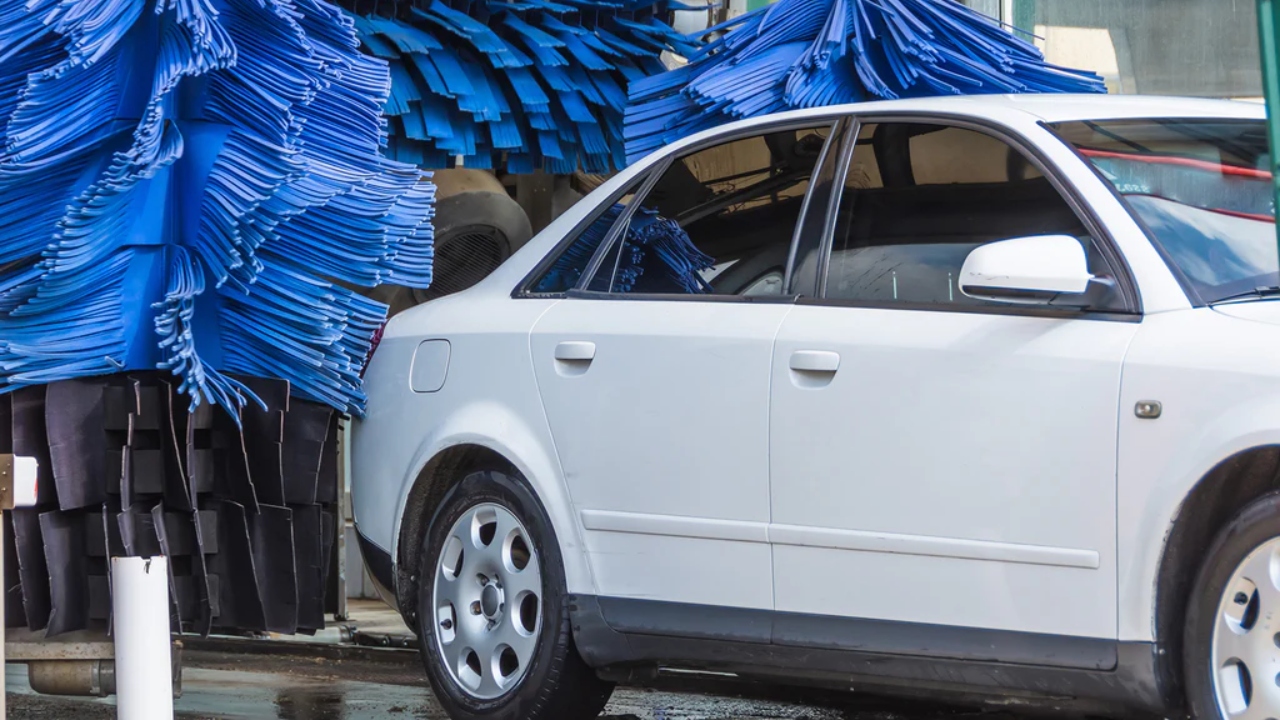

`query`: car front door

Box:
[528,121,838,614]
[768,119,1139,662]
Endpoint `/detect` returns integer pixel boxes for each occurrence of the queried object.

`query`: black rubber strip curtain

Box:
[2,374,342,637]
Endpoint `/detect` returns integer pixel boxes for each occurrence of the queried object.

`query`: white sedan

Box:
[353,94,1280,720]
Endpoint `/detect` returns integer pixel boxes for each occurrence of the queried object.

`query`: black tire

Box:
[417,469,613,720]
[1184,491,1280,720]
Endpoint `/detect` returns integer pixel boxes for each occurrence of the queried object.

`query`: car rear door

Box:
[527,120,840,614]
[767,118,1139,662]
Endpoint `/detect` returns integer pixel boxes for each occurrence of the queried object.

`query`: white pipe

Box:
[112,557,173,720]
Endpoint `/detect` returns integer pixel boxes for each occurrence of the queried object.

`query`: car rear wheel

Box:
[417,469,613,720]
[1185,492,1280,720]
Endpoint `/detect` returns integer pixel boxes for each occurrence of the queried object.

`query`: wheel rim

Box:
[1212,536,1280,719]
[432,502,542,699]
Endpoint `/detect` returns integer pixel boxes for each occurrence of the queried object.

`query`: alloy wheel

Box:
[1212,537,1280,719]
[433,503,542,699]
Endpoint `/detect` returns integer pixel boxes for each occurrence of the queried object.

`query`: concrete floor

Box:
[4,650,1019,720]
[1,601,1077,719]
[7,668,847,719]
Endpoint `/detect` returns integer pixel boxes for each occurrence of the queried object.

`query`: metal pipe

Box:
[27,661,115,697]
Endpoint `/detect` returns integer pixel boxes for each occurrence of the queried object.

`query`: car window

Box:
[1051,119,1275,305]
[530,185,642,294]
[591,126,832,297]
[822,122,1124,311]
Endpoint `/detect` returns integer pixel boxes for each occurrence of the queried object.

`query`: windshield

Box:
[1051,119,1277,304]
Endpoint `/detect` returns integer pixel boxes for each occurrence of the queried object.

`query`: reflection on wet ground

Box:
[5,654,1032,720]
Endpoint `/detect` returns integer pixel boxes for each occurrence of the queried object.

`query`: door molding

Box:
[580,509,769,543]
[580,509,1099,569]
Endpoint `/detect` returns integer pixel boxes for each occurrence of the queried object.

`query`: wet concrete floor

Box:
[4,651,1044,720]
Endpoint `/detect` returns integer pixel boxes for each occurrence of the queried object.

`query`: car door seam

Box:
[766,303,797,613]
[527,299,602,596]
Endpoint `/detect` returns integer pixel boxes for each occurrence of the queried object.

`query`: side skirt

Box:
[569,595,1168,717]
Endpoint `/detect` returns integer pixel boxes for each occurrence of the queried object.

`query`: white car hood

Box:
[1213,300,1280,326]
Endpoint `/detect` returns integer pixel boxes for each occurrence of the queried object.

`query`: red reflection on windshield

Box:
[1078,148,1273,180]
[1210,207,1277,223]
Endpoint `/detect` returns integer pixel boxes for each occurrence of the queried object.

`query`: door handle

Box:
[555,341,596,362]
[790,350,840,373]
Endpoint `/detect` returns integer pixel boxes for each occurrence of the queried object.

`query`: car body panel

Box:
[1214,300,1280,326]
[770,305,1137,639]
[1117,307,1280,642]
[529,299,795,608]
[352,293,598,596]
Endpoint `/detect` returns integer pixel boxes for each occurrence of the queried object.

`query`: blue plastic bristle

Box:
[340,0,696,174]
[624,0,1106,163]
[0,0,435,418]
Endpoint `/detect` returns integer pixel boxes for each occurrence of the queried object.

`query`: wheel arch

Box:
[1153,444,1280,708]
[393,444,514,629]
[388,417,592,632]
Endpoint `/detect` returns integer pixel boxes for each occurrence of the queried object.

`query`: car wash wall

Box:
[961,0,1262,98]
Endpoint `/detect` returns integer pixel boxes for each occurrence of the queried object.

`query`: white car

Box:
[353,94,1280,720]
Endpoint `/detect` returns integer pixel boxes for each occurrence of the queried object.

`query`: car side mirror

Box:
[958,235,1095,305]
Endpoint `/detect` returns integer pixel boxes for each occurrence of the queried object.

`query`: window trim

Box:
[564,288,799,304]
[795,295,1142,323]
[809,112,1143,318]
[783,118,854,295]
[815,118,860,298]
[513,116,844,302]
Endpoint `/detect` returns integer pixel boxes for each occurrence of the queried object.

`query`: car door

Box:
[527,121,838,611]
[768,119,1140,658]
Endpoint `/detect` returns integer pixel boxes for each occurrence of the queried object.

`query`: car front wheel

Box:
[417,469,613,720]
[1186,492,1280,720]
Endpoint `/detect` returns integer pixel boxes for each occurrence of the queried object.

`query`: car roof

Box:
[653,94,1266,161]
[748,93,1264,124]
[928,93,1267,123]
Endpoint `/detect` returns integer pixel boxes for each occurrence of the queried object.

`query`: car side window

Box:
[823,122,1125,311]
[592,125,832,297]
[530,185,643,294]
